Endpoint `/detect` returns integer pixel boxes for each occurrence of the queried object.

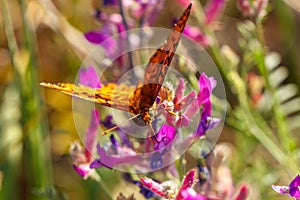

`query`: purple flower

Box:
[84,13,128,68]
[154,124,176,151]
[132,0,165,26]
[103,0,118,6]
[101,115,132,148]
[272,175,300,199]
[79,66,101,88]
[195,73,219,137]
[90,143,144,169]
[198,73,216,111]
[150,149,168,170]
[84,15,123,59]
[195,117,220,138]
[70,109,100,180]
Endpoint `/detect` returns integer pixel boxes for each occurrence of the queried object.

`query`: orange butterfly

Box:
[41,3,192,129]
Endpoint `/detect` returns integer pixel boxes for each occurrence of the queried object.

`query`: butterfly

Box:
[41,3,192,131]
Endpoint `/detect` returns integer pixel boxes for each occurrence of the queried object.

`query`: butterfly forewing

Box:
[144,3,192,85]
[130,3,193,118]
[40,82,136,113]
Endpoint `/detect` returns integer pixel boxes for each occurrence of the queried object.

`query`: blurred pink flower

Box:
[70,109,100,180]
[204,0,226,25]
[79,66,101,88]
[184,25,212,47]
[237,0,269,19]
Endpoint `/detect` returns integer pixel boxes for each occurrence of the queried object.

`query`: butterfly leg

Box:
[101,114,141,135]
[147,122,159,144]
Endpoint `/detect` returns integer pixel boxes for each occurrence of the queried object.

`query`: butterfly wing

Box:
[41,3,192,121]
[129,3,192,116]
[40,82,136,113]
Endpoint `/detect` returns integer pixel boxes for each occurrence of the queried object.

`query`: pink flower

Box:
[79,66,101,89]
[140,169,207,199]
[237,0,269,19]
[204,0,226,25]
[70,109,100,180]
[234,185,249,200]
[162,78,199,128]
[184,25,212,48]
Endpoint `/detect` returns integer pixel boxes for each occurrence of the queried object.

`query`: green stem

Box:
[255,21,295,151]
[3,0,54,198]
[176,155,186,181]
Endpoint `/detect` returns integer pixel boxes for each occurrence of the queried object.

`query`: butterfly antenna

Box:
[101,114,140,135]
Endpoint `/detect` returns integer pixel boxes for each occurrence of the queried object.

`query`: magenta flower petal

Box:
[79,66,101,88]
[176,0,191,7]
[72,164,87,177]
[179,188,207,200]
[72,163,94,179]
[175,91,196,111]
[174,78,185,105]
[84,109,100,161]
[198,73,216,106]
[184,25,211,47]
[175,169,196,200]
[234,185,249,200]
[204,0,226,25]
[180,169,195,190]
[198,73,216,121]
[154,124,176,151]
[84,31,109,44]
[289,175,300,198]
[140,177,167,198]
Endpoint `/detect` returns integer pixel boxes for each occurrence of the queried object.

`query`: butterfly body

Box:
[41,3,192,126]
